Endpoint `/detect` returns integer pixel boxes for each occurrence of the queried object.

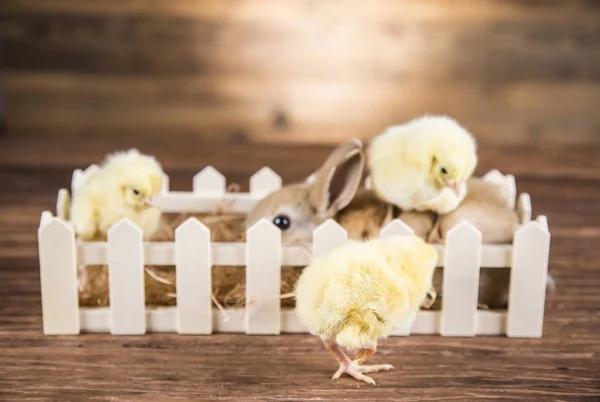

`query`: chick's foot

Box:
[322,337,392,385]
[332,362,394,385]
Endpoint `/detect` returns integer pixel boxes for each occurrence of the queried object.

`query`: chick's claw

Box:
[332,362,394,385]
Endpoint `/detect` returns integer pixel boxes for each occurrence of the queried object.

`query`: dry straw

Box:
[79,183,304,311]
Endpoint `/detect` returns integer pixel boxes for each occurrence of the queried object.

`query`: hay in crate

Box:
[78,212,303,308]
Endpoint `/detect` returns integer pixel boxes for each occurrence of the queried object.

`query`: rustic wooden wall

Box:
[1,0,598,145]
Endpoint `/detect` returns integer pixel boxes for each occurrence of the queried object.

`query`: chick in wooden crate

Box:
[368,115,477,214]
[295,235,437,385]
[70,149,164,241]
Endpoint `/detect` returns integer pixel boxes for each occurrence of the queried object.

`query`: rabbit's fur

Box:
[335,189,436,240]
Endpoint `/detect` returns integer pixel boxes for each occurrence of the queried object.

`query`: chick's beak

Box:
[143,196,158,208]
[448,181,463,196]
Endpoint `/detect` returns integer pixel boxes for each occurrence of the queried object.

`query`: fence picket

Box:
[245,219,282,334]
[313,219,347,257]
[193,166,225,195]
[506,174,517,209]
[71,164,99,197]
[84,164,99,177]
[518,193,532,224]
[507,222,550,337]
[56,189,71,220]
[482,169,515,208]
[482,169,504,183]
[380,219,415,238]
[71,169,84,197]
[108,219,146,335]
[381,219,418,335]
[440,221,482,336]
[250,167,282,196]
[176,218,212,334]
[161,174,170,194]
[38,215,80,335]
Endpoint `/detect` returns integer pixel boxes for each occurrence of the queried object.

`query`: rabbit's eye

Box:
[440,167,448,175]
[132,189,141,196]
[273,214,291,231]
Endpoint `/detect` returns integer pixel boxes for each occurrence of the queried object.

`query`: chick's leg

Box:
[321,337,393,385]
[353,342,377,364]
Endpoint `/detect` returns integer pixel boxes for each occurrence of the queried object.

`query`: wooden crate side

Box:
[440,221,482,337]
[80,308,507,336]
[80,241,312,267]
[108,219,146,335]
[175,218,213,334]
[38,215,80,335]
[156,192,261,214]
[507,221,551,338]
[245,219,282,334]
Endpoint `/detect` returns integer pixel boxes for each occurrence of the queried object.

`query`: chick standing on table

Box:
[70,149,164,241]
[368,115,477,214]
[295,236,438,385]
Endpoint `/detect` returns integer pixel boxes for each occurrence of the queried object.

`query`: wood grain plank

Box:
[1,0,599,144]
[3,72,600,144]
[2,0,599,24]
[1,10,597,80]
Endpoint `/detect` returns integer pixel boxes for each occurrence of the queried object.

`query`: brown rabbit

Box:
[429,177,518,244]
[428,177,519,309]
[246,139,366,243]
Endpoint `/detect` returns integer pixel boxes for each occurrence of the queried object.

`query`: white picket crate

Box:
[38,166,550,337]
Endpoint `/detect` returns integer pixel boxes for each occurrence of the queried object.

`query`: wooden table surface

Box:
[0,137,599,401]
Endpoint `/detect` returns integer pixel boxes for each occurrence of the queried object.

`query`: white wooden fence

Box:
[39,166,550,337]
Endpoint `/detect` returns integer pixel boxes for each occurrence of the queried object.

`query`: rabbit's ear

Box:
[308,139,365,218]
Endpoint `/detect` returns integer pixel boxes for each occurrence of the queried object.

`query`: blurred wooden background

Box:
[0,0,598,145]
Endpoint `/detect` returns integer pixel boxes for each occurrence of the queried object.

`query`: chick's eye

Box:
[132,189,140,196]
[440,167,448,175]
[272,214,291,231]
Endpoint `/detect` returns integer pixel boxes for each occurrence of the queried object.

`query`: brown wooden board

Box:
[1,0,599,145]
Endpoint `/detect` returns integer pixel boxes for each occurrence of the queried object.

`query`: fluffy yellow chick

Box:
[368,115,477,214]
[70,149,164,241]
[295,235,438,385]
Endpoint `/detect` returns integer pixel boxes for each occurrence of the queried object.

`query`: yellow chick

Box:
[70,149,164,241]
[295,235,438,385]
[368,115,477,214]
